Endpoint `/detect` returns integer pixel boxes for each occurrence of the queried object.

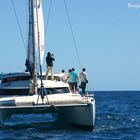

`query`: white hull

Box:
[0,93,95,129]
[60,99,95,129]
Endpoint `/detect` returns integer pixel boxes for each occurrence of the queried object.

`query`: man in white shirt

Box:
[79,68,88,96]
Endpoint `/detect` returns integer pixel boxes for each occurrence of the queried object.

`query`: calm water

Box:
[0,91,140,140]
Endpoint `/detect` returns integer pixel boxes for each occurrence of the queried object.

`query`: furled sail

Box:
[37,0,45,65]
[25,0,45,76]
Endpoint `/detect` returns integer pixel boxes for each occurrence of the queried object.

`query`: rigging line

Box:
[26,0,28,47]
[45,0,53,37]
[63,0,82,69]
[11,0,26,50]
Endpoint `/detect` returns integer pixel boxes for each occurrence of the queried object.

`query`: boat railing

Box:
[85,91,94,97]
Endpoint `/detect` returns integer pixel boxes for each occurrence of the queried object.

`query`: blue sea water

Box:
[0,91,140,140]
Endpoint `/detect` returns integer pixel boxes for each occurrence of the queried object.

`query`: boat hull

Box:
[0,95,95,129]
[59,99,95,129]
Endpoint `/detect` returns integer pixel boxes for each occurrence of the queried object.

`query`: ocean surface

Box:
[0,91,140,140]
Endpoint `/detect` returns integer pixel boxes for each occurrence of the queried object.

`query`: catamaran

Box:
[0,0,95,129]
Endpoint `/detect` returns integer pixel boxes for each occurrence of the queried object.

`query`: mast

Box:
[27,0,45,96]
[35,0,46,101]
[35,0,43,87]
[30,0,38,94]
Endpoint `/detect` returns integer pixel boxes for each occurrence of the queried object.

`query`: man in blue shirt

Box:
[69,68,79,93]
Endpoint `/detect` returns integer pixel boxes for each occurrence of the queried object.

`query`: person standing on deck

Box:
[59,69,67,82]
[71,68,79,93]
[45,52,55,80]
[65,69,72,92]
[66,68,79,93]
[79,68,88,96]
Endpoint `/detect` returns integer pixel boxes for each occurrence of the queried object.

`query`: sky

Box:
[0,0,140,91]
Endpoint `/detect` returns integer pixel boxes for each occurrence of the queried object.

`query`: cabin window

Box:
[2,76,30,83]
[46,87,69,94]
[40,75,60,81]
